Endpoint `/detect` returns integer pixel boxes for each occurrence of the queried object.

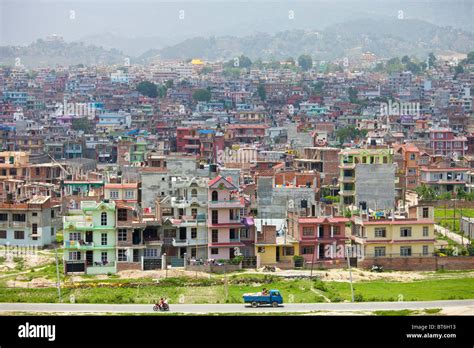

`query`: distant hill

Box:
[0,39,126,68]
[140,18,474,62]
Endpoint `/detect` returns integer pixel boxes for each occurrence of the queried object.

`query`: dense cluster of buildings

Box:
[1,51,473,274]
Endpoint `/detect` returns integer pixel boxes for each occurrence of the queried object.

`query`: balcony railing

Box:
[64,240,94,249]
[208,200,243,208]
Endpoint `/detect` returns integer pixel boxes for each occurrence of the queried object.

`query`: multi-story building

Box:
[0,196,58,247]
[287,212,349,265]
[207,175,245,260]
[351,205,436,258]
[338,147,396,210]
[63,200,117,274]
[419,166,469,193]
[429,127,467,158]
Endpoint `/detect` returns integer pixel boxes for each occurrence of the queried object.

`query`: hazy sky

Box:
[1,0,473,46]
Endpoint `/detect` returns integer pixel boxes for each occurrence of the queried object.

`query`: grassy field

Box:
[1,274,474,304]
[434,208,474,234]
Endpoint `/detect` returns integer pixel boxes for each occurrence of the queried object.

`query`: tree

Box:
[192,89,211,102]
[136,81,158,98]
[336,126,367,144]
[347,87,359,104]
[454,64,464,78]
[257,84,266,101]
[224,55,252,69]
[199,66,213,75]
[428,52,437,68]
[405,61,421,74]
[415,184,436,201]
[401,55,411,64]
[72,118,92,133]
[298,55,313,71]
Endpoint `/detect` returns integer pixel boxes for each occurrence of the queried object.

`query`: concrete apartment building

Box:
[351,205,436,259]
[207,176,245,260]
[0,196,58,247]
[339,147,396,210]
[63,200,117,274]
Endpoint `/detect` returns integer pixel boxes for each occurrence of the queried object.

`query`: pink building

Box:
[207,176,245,260]
[430,127,467,158]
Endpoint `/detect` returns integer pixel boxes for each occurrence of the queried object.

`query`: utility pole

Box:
[224,264,228,302]
[453,198,456,233]
[345,243,355,303]
[54,246,62,303]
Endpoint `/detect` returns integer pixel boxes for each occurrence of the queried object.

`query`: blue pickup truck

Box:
[243,290,283,307]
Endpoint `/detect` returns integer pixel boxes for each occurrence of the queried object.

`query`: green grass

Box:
[434,208,474,219]
[326,278,474,302]
[1,275,474,304]
[373,308,441,316]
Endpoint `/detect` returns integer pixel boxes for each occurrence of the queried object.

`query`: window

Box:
[375,228,386,238]
[69,251,81,261]
[0,230,6,239]
[302,246,314,254]
[241,229,249,239]
[211,210,218,224]
[400,246,412,256]
[12,214,26,222]
[333,226,341,235]
[383,156,388,164]
[191,228,197,239]
[422,207,429,218]
[35,168,40,176]
[408,168,416,175]
[118,249,127,261]
[302,227,313,236]
[211,248,219,255]
[69,232,80,241]
[191,189,197,198]
[118,209,127,221]
[118,229,127,241]
[125,191,134,199]
[32,223,38,235]
[101,233,107,246]
[212,230,218,243]
[422,245,429,255]
[191,248,197,258]
[284,247,294,256]
[400,227,412,237]
[437,133,443,139]
[0,213,8,221]
[32,212,37,217]
[423,226,429,237]
[211,191,218,201]
[374,247,386,257]
[144,248,158,257]
[409,153,416,160]
[257,246,265,253]
[101,212,107,226]
[101,252,108,263]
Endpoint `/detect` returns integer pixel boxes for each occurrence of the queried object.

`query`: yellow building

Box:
[352,205,436,258]
[254,219,299,267]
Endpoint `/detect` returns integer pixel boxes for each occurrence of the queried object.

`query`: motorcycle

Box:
[153,302,170,311]
[371,265,384,273]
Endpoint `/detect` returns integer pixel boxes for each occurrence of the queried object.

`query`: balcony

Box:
[144,236,162,245]
[208,200,244,208]
[340,176,355,183]
[0,221,9,228]
[340,190,355,196]
[172,238,188,247]
[64,240,95,250]
[11,221,27,228]
[339,162,356,169]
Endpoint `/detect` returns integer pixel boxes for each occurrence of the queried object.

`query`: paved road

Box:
[1,300,473,314]
[435,225,471,246]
